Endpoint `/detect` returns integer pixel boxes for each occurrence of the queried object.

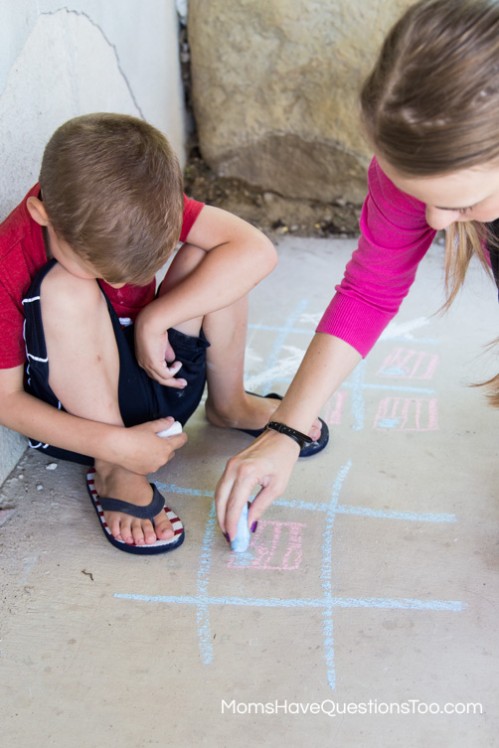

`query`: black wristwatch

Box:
[266,421,314,450]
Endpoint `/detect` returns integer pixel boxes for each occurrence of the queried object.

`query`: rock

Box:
[188,0,413,207]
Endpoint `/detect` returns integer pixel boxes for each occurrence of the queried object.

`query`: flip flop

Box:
[86,468,185,555]
[236,392,330,458]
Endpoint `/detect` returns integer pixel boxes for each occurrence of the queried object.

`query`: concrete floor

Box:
[1,236,498,747]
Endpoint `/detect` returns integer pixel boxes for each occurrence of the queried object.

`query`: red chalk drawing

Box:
[227,520,306,570]
[374,397,439,431]
[378,348,439,380]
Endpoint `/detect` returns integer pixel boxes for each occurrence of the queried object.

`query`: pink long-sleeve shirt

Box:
[316,157,437,356]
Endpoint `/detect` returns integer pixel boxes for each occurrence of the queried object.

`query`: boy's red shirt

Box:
[0,185,204,368]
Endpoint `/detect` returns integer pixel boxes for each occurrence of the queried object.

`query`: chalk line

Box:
[380,317,431,340]
[349,361,366,431]
[196,502,218,665]
[135,460,463,691]
[320,460,351,689]
[114,592,464,613]
[155,484,457,524]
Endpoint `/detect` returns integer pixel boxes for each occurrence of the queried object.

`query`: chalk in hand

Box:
[157,421,183,438]
[230,503,251,553]
[165,361,182,377]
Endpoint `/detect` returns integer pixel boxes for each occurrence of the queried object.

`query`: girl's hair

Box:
[360,0,499,404]
[40,113,184,285]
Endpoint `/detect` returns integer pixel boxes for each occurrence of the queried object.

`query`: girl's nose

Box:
[425,206,461,231]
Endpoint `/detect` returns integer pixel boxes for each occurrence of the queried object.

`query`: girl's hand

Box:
[214,429,301,541]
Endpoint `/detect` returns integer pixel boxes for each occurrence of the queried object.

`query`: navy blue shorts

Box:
[22,259,210,466]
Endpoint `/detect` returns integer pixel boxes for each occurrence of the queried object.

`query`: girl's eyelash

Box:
[458,206,474,215]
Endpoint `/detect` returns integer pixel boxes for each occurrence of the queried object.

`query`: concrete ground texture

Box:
[1,236,498,747]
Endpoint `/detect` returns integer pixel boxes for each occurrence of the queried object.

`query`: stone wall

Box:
[188,0,413,231]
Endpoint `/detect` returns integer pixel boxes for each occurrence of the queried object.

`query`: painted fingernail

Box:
[224,532,231,543]
[250,521,258,534]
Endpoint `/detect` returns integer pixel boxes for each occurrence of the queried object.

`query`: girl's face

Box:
[377,156,499,231]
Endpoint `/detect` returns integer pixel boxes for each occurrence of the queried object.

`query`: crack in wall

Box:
[39,6,145,118]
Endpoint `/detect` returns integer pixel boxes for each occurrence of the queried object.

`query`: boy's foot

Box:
[205,390,323,442]
[92,466,176,546]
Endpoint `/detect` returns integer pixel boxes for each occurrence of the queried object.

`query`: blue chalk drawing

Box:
[114,303,463,690]
[262,298,309,393]
[349,362,367,431]
[195,501,218,663]
[319,460,349,687]
[115,461,464,690]
[381,366,407,377]
[377,418,401,429]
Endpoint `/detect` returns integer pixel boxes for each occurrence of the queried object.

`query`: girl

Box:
[215,0,499,541]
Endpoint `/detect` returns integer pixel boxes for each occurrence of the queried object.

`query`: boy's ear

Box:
[26,196,50,226]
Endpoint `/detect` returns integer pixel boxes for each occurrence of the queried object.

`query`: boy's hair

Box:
[39,113,184,285]
[360,0,499,404]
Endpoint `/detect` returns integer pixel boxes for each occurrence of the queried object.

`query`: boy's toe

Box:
[116,517,134,545]
[108,516,126,543]
[129,518,146,545]
[141,520,158,545]
[154,513,175,540]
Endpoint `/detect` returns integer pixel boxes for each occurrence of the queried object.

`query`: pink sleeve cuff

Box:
[316,292,393,357]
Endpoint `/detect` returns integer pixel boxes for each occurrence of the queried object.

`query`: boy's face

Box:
[27,196,125,288]
[45,224,125,289]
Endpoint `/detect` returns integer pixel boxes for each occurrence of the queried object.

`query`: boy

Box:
[0,113,327,555]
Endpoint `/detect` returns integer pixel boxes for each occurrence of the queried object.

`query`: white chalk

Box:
[230,503,251,553]
[156,421,183,438]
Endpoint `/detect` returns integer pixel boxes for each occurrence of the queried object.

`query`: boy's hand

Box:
[111,417,188,475]
[135,312,187,388]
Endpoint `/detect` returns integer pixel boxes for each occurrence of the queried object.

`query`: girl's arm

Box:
[215,334,361,540]
[216,157,437,536]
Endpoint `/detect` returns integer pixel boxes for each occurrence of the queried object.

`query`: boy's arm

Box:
[0,366,186,474]
[134,205,277,382]
[156,205,277,326]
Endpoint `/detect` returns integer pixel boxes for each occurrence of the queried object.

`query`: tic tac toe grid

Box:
[113,296,463,691]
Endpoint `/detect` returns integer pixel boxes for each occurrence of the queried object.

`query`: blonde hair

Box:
[40,113,184,285]
[360,0,499,404]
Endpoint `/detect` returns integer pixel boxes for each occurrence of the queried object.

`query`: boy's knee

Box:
[159,243,207,295]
